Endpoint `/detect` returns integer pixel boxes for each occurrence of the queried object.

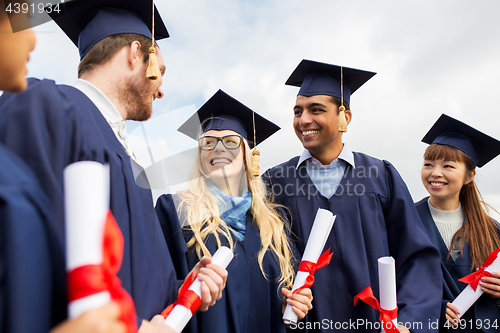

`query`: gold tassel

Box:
[252,149,261,177]
[146,46,160,80]
[338,105,348,132]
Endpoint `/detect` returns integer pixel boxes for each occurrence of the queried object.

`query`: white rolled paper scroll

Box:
[378,256,398,331]
[283,208,336,325]
[164,246,234,333]
[451,251,500,318]
[64,161,110,319]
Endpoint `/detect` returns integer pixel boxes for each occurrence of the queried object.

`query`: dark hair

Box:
[78,33,154,77]
[424,143,500,269]
[329,96,350,114]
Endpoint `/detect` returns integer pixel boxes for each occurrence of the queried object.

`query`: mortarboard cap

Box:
[48,0,169,59]
[178,90,280,149]
[285,59,376,105]
[422,114,500,168]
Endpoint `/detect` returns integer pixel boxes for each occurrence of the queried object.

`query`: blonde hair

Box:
[177,135,296,289]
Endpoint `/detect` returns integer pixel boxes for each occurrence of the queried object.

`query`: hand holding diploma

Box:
[137,316,175,333]
[451,248,500,318]
[281,287,313,320]
[478,271,500,299]
[192,256,229,311]
[50,302,126,333]
[282,208,336,325]
[445,302,461,327]
[162,246,233,333]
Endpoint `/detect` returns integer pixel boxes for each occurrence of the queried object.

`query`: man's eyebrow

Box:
[308,102,327,108]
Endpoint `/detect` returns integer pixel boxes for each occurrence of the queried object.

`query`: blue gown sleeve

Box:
[0,144,66,332]
[155,194,190,283]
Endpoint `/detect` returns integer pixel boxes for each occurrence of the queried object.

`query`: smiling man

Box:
[263,60,442,332]
[0,0,227,328]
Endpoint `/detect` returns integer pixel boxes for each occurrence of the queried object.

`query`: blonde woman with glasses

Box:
[155,90,312,333]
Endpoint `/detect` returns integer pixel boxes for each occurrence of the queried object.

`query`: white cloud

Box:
[25,0,500,212]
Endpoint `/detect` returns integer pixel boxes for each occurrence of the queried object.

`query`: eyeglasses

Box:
[198,135,243,150]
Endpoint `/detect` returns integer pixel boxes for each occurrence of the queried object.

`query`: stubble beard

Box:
[122,71,154,122]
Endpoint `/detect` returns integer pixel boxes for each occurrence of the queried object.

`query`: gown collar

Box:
[74,79,134,156]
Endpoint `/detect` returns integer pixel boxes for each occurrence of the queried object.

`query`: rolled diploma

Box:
[451,252,500,318]
[64,161,110,319]
[283,208,336,324]
[164,246,234,333]
[378,256,398,331]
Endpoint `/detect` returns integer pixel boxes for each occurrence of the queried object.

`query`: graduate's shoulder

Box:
[352,151,392,168]
[155,192,176,210]
[155,192,189,224]
[155,191,189,208]
[350,151,416,202]
[19,77,81,98]
[29,77,93,106]
[1,78,94,115]
[263,156,300,178]
[414,196,429,207]
[352,151,405,178]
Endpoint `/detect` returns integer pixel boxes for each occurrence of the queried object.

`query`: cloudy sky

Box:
[25,0,500,215]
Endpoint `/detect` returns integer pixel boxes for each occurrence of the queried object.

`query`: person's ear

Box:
[127,41,142,70]
[344,109,352,126]
[465,169,476,185]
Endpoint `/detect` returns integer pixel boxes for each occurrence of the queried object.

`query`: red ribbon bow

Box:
[161,271,203,318]
[459,248,500,292]
[293,248,333,294]
[354,286,399,333]
[67,210,137,333]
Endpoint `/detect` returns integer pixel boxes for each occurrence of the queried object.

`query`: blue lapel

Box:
[223,213,258,333]
[415,198,450,263]
[415,198,463,297]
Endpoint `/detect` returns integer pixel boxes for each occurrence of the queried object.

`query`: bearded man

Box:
[0,0,226,327]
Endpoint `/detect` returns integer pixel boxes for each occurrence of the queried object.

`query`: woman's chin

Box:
[208,169,239,181]
[206,168,245,186]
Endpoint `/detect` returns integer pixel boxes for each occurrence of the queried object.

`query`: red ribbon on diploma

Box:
[67,210,137,333]
[459,248,499,291]
[354,286,399,333]
[293,248,333,294]
[161,271,203,318]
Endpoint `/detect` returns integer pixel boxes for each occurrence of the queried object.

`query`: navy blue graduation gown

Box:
[416,197,500,333]
[0,78,177,324]
[263,153,442,333]
[155,193,292,333]
[0,143,65,332]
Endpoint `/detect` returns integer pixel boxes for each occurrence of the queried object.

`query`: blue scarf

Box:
[209,182,252,241]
